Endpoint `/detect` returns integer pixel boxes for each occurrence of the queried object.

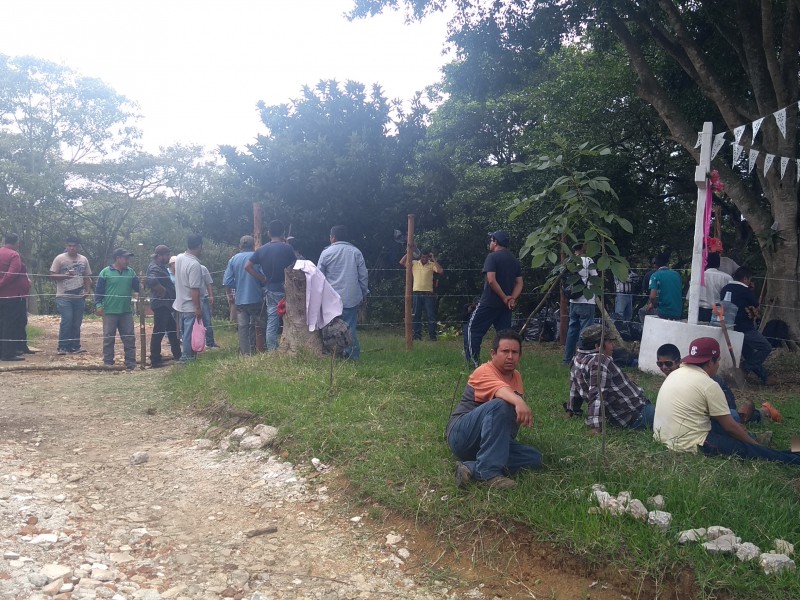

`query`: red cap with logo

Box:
[682,337,721,364]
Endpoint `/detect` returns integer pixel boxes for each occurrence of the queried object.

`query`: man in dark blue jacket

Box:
[146,245,181,367]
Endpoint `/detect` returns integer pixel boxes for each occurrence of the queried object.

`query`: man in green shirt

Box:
[639,254,683,321]
[95,248,140,370]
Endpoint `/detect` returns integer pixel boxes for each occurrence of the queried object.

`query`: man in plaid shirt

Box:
[567,324,655,433]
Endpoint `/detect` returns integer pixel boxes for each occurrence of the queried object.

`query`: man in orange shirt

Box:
[445,329,541,489]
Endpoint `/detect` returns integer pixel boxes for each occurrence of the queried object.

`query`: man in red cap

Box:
[653,337,800,464]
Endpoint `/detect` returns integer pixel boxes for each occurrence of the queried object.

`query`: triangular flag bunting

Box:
[711,133,725,160]
[774,108,787,138]
[780,156,789,179]
[694,132,702,149]
[752,117,764,139]
[748,149,759,172]
[764,154,775,176]
[734,125,746,143]
[732,143,744,166]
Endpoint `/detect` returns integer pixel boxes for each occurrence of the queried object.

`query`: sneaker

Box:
[454,461,473,489]
[485,475,517,490]
[761,402,784,423]
[69,347,87,354]
[57,349,67,355]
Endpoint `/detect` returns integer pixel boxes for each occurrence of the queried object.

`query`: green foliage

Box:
[169,331,800,598]
[510,137,631,297]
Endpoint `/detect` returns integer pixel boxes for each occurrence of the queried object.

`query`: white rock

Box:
[219,438,232,452]
[161,583,187,598]
[59,582,75,593]
[3,550,20,560]
[703,534,740,554]
[599,497,625,515]
[42,578,64,595]
[626,499,648,521]
[736,542,761,562]
[129,451,149,465]
[385,533,403,545]
[28,533,58,544]
[239,435,265,451]
[41,563,72,581]
[133,590,164,600]
[590,483,606,493]
[647,495,665,510]
[677,528,707,544]
[775,539,794,556]
[52,494,66,503]
[350,516,362,522]
[616,491,632,506]
[194,439,213,450]
[760,553,796,574]
[109,552,134,563]
[592,490,611,504]
[92,568,115,582]
[254,424,278,446]
[311,457,329,472]
[229,426,250,440]
[647,510,672,533]
[706,526,734,540]
[398,548,411,559]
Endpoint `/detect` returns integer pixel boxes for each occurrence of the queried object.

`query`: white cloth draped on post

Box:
[293,260,342,331]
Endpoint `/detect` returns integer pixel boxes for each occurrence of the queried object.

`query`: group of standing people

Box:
[224,222,369,360]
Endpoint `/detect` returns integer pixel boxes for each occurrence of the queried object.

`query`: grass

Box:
[167,324,800,599]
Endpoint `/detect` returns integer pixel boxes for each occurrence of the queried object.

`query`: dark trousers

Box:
[702,430,800,465]
[464,303,512,367]
[413,293,437,340]
[150,306,181,363]
[0,297,26,359]
[741,329,772,382]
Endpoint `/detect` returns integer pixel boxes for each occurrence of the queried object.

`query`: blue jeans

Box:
[614,293,632,322]
[412,293,437,340]
[464,303,512,367]
[56,295,85,351]
[563,302,595,363]
[341,306,360,360]
[701,430,800,465]
[179,312,199,362]
[201,298,217,347]
[741,329,772,382]
[447,399,542,481]
[265,290,285,352]
[629,403,656,430]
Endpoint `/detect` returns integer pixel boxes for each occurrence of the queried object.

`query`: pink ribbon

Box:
[701,184,713,286]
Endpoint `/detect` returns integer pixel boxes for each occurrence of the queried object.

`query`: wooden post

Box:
[253,202,263,248]
[404,214,415,351]
[138,274,146,370]
[279,267,323,355]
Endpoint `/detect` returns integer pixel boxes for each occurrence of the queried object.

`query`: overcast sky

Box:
[1,0,451,151]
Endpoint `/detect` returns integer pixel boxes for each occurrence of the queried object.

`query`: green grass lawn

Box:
[168,325,800,599]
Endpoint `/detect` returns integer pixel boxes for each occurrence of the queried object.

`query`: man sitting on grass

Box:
[446,329,541,490]
[655,343,781,427]
[653,337,800,464]
[566,324,655,433]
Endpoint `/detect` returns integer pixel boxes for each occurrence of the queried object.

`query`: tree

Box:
[350,0,800,341]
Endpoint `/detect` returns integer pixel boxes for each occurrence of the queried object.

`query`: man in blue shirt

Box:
[223,235,265,356]
[318,225,369,360]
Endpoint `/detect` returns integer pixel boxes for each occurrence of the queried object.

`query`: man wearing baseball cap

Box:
[654,337,800,464]
[463,230,523,367]
[95,248,140,370]
[567,324,654,432]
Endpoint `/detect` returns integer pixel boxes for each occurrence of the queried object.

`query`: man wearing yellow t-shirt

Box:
[445,330,541,489]
[654,337,800,464]
[400,247,443,341]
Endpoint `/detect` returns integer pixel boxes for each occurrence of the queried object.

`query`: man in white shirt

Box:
[173,234,204,362]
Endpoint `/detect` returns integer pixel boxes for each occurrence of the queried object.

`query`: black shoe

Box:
[150,361,167,369]
[1,356,25,362]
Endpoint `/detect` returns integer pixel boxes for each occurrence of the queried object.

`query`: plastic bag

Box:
[191,317,206,353]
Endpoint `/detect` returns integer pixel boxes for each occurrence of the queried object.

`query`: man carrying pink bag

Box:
[173,234,205,363]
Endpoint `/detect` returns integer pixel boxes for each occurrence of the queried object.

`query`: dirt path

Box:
[0,317,626,599]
